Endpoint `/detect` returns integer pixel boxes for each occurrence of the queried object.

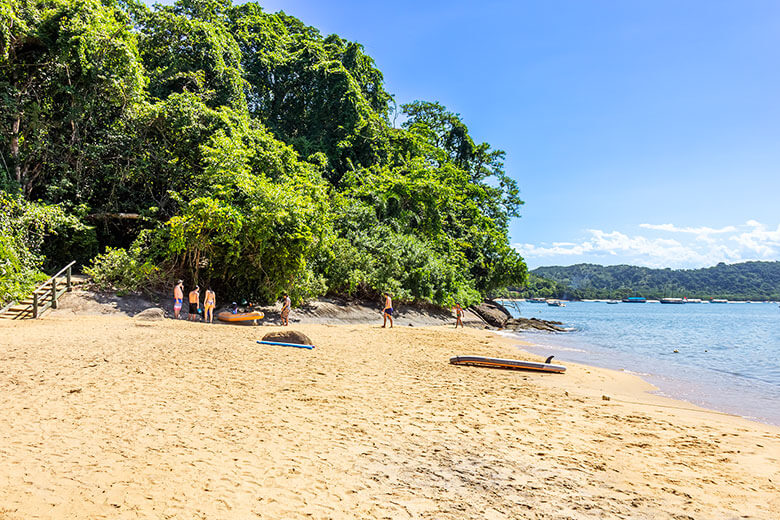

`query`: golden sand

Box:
[1,316,778,519]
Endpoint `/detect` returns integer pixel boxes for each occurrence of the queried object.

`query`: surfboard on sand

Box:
[257,340,314,350]
[450,355,566,373]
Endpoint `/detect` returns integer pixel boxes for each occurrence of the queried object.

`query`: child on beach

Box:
[454,303,464,328]
[173,280,184,319]
[188,286,200,321]
[280,293,291,326]
[382,292,394,328]
[203,287,216,323]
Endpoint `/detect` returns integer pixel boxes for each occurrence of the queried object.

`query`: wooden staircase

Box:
[0,262,86,320]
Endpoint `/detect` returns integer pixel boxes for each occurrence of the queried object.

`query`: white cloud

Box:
[515,220,780,268]
[639,223,737,234]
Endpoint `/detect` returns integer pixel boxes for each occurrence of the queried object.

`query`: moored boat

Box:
[711,299,728,303]
[622,297,646,303]
[660,298,684,304]
[546,299,566,307]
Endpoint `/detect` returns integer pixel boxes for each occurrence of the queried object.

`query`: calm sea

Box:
[501,300,780,426]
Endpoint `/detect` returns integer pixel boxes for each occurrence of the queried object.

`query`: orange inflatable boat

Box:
[217,310,264,324]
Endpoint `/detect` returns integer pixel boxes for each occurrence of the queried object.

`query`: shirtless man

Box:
[454,302,464,328]
[188,286,200,321]
[173,280,184,319]
[280,293,291,326]
[382,292,393,328]
[203,287,216,323]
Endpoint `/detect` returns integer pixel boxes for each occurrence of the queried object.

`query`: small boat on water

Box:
[547,299,566,307]
[527,298,547,303]
[685,298,703,303]
[606,300,620,304]
[622,297,646,303]
[660,298,684,304]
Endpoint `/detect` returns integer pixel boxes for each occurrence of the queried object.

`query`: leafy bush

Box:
[0,194,88,305]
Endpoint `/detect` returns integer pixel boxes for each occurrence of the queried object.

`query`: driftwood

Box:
[87,213,141,221]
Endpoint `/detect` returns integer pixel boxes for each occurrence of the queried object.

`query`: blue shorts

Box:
[384,308,393,316]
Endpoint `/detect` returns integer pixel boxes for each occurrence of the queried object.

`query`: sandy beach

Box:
[1,313,779,519]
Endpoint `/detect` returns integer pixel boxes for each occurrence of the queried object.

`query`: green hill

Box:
[517,262,780,301]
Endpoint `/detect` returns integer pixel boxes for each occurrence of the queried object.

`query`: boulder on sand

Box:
[470,300,512,328]
[134,308,166,321]
[262,330,313,345]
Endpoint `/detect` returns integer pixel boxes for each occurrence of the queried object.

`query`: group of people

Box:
[173,283,464,328]
[173,280,292,326]
[173,280,216,323]
[381,292,465,328]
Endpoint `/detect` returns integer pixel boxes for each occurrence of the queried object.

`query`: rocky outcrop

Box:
[470,300,513,328]
[134,308,166,321]
[262,330,313,345]
[505,317,567,333]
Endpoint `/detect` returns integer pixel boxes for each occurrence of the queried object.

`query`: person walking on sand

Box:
[203,287,216,324]
[454,302,464,328]
[173,280,184,319]
[188,286,200,322]
[382,292,394,328]
[280,293,291,326]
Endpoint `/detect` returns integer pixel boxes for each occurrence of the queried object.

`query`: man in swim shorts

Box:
[173,280,184,319]
[203,287,216,324]
[188,286,200,321]
[280,293,291,326]
[382,292,393,328]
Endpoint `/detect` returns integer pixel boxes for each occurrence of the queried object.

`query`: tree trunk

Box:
[11,115,21,185]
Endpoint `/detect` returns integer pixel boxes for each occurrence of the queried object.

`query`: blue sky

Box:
[151,0,780,269]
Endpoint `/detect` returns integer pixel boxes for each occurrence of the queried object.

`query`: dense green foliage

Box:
[519,262,780,301]
[0,194,92,304]
[1,0,526,306]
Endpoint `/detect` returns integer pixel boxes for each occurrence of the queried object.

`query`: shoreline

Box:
[1,313,779,518]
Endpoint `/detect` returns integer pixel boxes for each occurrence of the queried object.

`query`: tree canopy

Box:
[1,0,526,307]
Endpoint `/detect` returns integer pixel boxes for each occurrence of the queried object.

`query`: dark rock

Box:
[505,317,568,333]
[262,330,313,345]
[470,300,512,328]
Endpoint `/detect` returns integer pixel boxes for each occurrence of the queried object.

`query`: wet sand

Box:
[0,315,778,519]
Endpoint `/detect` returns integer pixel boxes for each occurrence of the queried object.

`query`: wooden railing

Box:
[31,261,76,319]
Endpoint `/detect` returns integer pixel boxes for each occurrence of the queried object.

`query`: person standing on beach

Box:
[188,286,200,322]
[203,287,216,324]
[280,293,291,326]
[173,280,184,319]
[382,292,394,328]
[454,303,464,328]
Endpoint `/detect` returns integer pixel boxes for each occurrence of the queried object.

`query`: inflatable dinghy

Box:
[450,355,566,373]
[217,311,264,324]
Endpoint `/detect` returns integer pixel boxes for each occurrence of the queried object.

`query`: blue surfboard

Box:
[257,340,314,350]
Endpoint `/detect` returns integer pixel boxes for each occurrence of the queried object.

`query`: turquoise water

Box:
[502,301,780,425]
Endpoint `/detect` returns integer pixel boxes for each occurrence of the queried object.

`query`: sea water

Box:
[502,301,780,425]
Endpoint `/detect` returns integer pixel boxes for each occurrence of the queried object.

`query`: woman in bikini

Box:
[203,287,216,324]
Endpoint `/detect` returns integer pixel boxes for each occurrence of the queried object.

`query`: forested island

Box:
[0,0,527,307]
[507,261,780,301]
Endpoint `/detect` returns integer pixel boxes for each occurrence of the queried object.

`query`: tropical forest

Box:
[0,0,527,307]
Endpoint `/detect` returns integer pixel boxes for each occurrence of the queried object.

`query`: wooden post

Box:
[51,277,57,309]
[67,265,72,292]
[33,292,38,319]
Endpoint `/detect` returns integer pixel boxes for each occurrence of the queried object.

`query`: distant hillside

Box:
[517,261,780,300]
